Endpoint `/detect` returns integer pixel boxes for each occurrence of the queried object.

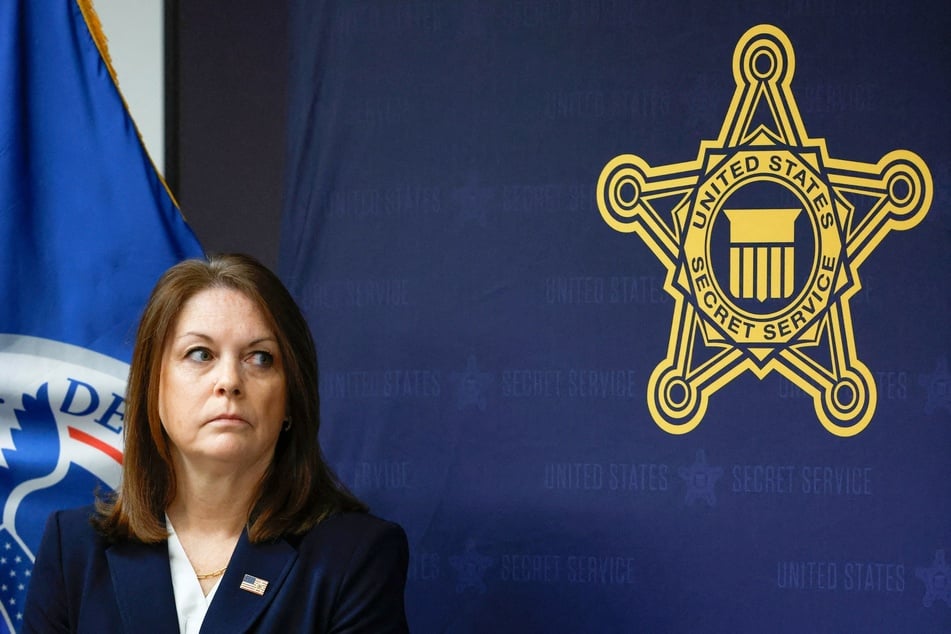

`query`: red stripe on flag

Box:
[68,427,123,465]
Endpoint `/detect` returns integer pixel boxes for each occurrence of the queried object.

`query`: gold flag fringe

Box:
[76,0,120,87]
[72,0,185,213]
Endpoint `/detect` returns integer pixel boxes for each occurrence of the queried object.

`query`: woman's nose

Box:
[214,360,243,396]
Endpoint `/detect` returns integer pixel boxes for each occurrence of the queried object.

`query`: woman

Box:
[24,254,409,633]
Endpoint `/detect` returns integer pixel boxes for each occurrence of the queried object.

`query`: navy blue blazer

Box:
[23,506,409,633]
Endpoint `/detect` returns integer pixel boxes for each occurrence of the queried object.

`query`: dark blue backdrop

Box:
[280,2,950,631]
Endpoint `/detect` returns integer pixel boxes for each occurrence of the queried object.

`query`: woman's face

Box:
[158,287,287,474]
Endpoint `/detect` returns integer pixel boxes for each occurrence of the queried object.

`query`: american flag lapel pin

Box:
[239,573,269,596]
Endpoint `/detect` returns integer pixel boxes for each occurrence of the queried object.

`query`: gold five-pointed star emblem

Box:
[597,25,931,436]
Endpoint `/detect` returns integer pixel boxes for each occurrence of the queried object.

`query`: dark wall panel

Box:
[172,0,288,269]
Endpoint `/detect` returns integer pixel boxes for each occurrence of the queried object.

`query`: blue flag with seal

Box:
[0,1,203,630]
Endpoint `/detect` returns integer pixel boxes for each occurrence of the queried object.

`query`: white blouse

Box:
[166,517,222,634]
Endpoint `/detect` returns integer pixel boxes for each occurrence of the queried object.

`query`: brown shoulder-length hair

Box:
[94,253,367,543]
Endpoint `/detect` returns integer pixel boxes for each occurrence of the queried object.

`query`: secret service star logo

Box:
[597,25,932,437]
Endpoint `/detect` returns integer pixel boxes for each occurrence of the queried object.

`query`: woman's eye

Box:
[249,351,274,368]
[186,348,213,362]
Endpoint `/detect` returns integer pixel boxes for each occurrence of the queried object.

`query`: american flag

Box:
[0,529,32,628]
[239,574,268,596]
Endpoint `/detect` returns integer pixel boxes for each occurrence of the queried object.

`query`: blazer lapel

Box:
[200,531,299,634]
[106,540,180,634]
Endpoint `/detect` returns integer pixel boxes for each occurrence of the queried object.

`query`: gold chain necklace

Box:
[195,566,227,580]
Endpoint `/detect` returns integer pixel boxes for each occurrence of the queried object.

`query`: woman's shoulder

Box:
[308,511,404,539]
[294,512,408,557]
[32,504,112,572]
[290,513,409,590]
[38,504,105,545]
[53,503,98,518]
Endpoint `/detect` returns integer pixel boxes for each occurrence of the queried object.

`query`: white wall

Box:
[93,0,165,175]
